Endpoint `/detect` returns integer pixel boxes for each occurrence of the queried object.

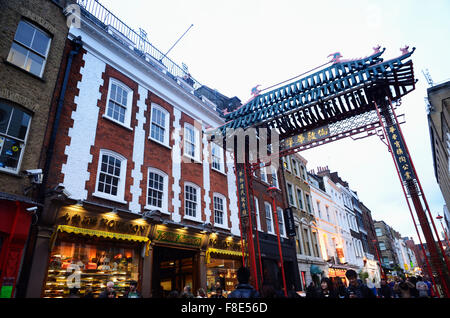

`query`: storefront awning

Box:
[55,225,149,242]
[206,248,246,264]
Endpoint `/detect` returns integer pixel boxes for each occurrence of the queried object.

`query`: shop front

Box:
[149,224,207,297]
[0,197,35,298]
[328,265,349,288]
[205,233,243,297]
[42,205,150,298]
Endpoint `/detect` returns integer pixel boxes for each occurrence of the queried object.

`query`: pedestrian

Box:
[83,288,94,298]
[378,278,393,298]
[227,266,260,298]
[305,281,319,298]
[68,287,80,298]
[408,276,419,298]
[196,288,207,298]
[167,290,179,298]
[123,280,142,298]
[287,284,301,298]
[336,279,347,298]
[261,283,277,298]
[318,277,338,298]
[415,276,429,298]
[210,287,225,298]
[367,278,378,297]
[345,269,376,298]
[98,281,116,298]
[180,285,194,298]
[393,277,415,298]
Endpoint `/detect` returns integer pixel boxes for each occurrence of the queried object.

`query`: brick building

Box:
[0,0,70,298]
[23,0,245,298]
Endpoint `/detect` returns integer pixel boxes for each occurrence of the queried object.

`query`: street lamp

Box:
[437,214,450,250]
[372,239,387,280]
[267,185,288,297]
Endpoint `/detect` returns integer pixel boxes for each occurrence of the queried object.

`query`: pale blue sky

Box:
[98,0,450,242]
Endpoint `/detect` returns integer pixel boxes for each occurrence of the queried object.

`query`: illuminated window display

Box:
[206,258,240,298]
[44,237,140,298]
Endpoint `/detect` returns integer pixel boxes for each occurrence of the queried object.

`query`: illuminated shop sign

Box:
[154,229,202,248]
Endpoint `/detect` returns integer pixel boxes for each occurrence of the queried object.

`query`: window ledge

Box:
[183,215,203,223]
[213,223,230,230]
[211,167,226,176]
[102,115,133,131]
[4,60,46,82]
[92,192,127,205]
[182,154,202,164]
[148,137,172,150]
[144,205,170,215]
[0,168,22,177]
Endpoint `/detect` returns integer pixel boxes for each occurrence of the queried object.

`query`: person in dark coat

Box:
[305,281,319,298]
[227,267,260,298]
[345,270,376,298]
[378,278,393,298]
[318,277,338,298]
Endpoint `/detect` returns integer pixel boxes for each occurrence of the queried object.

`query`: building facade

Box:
[427,80,450,209]
[281,154,322,290]
[374,220,401,275]
[23,0,246,298]
[0,0,71,298]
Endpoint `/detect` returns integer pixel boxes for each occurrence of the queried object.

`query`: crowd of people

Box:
[305,269,436,299]
[68,267,437,299]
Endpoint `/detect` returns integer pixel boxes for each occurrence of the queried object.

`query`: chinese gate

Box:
[210,46,450,297]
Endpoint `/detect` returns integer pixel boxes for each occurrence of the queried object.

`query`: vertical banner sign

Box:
[385,124,416,182]
[283,208,296,237]
[236,163,250,218]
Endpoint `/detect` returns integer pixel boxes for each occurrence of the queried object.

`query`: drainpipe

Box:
[15,36,83,298]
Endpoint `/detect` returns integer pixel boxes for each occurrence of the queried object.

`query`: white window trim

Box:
[184,182,202,222]
[145,167,169,214]
[0,104,32,175]
[183,123,201,162]
[264,202,275,235]
[211,142,225,174]
[295,187,305,211]
[282,156,291,172]
[286,181,296,208]
[149,103,171,148]
[291,158,300,178]
[213,193,229,229]
[277,207,287,238]
[93,149,127,204]
[270,166,279,188]
[103,78,133,129]
[254,196,262,231]
[260,166,268,183]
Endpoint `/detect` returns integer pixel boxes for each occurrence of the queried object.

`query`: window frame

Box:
[276,207,286,238]
[184,182,202,222]
[291,158,300,178]
[270,166,279,188]
[254,196,262,231]
[0,102,32,174]
[211,142,225,173]
[286,181,296,208]
[93,149,127,204]
[264,202,275,235]
[213,193,228,229]
[145,167,169,214]
[295,187,305,211]
[149,104,170,147]
[183,123,200,162]
[104,78,133,129]
[7,19,52,78]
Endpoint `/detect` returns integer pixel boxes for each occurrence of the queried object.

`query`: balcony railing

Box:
[76,0,201,89]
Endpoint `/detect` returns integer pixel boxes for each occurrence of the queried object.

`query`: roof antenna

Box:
[160,24,194,62]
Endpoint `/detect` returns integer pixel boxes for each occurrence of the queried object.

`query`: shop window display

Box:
[206,258,240,298]
[44,238,139,298]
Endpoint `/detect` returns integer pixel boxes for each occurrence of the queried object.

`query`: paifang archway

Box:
[210,46,450,297]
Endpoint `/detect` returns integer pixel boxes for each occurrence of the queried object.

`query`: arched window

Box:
[213,193,228,228]
[105,78,133,127]
[184,182,201,221]
[149,104,170,146]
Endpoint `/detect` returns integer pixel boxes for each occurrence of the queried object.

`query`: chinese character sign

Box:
[236,163,249,217]
[386,124,416,182]
[280,125,330,150]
